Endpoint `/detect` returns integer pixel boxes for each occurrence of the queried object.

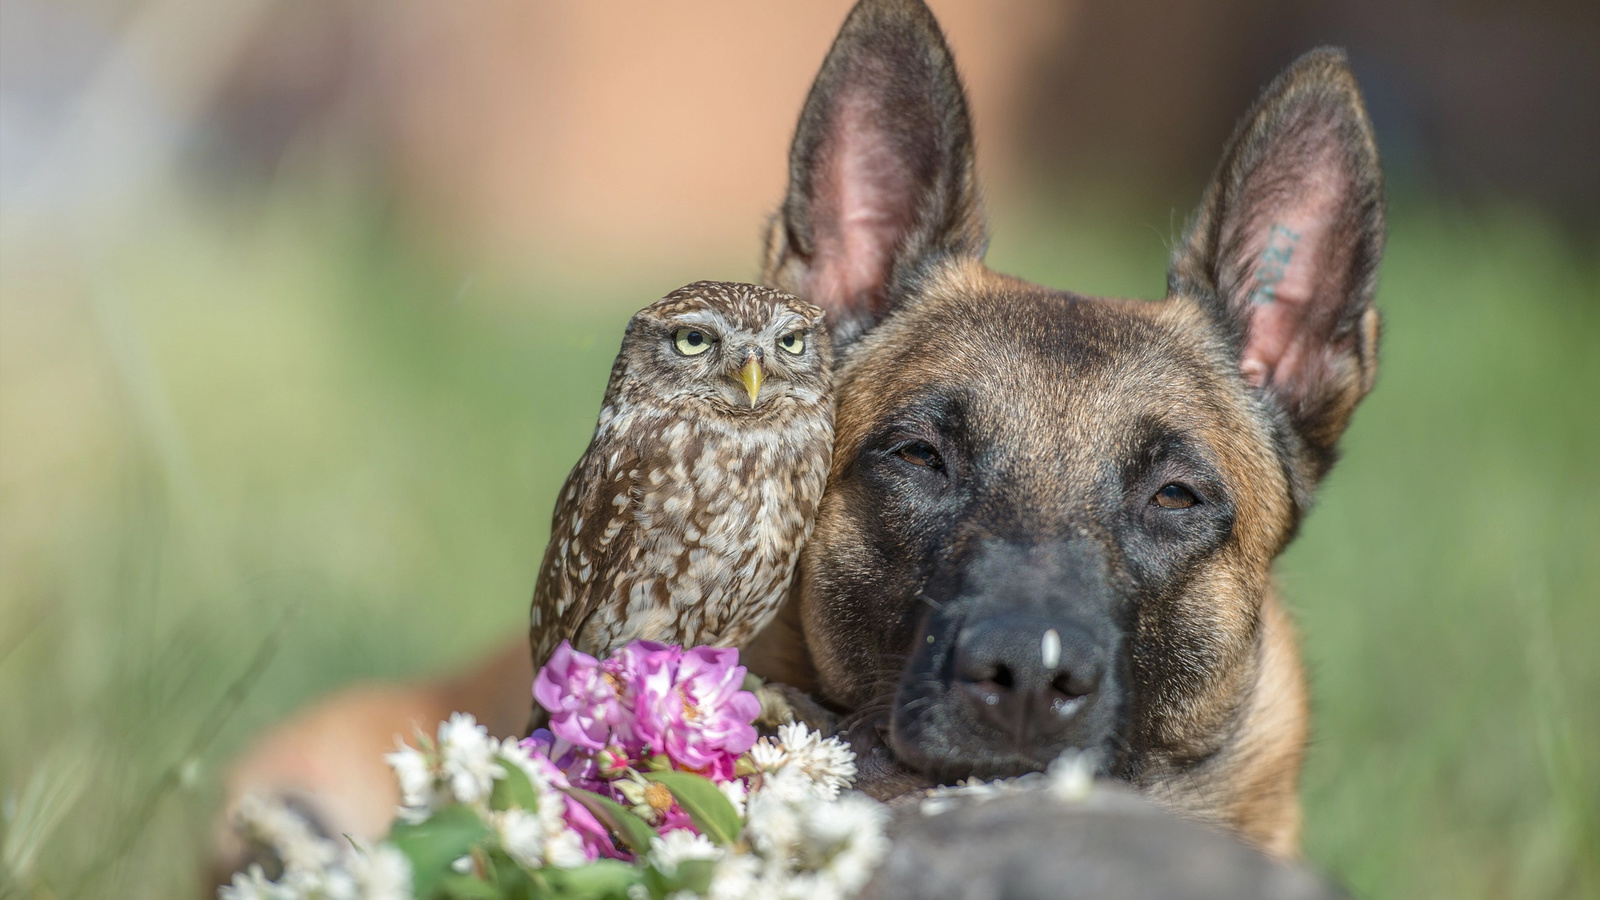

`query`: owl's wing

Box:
[529,437,644,667]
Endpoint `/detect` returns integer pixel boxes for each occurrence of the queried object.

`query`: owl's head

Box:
[621,281,832,413]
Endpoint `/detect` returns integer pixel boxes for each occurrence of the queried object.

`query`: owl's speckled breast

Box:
[587,403,833,653]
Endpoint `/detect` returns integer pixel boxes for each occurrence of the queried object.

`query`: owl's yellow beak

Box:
[738,355,764,407]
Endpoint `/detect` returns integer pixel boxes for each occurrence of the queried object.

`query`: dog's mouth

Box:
[837,712,940,801]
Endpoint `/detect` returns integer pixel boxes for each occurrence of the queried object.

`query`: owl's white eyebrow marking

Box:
[768,314,806,334]
[668,310,727,331]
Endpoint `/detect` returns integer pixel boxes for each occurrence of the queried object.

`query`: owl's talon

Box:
[752,680,837,735]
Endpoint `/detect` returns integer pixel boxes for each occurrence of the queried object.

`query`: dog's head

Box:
[763,0,1383,787]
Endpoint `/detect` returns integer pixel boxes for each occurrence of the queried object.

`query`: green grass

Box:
[1,191,1595,898]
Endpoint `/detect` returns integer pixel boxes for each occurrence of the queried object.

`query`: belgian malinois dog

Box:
[216,0,1383,877]
[746,0,1384,858]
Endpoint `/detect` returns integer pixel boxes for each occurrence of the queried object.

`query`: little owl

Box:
[529,281,834,678]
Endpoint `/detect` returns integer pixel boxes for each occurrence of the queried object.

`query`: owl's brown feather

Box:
[532,437,644,663]
[529,282,834,675]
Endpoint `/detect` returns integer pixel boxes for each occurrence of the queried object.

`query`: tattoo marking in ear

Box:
[1250,224,1301,305]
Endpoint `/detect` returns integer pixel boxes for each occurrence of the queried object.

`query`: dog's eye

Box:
[673,328,714,356]
[1153,483,1199,509]
[778,331,806,355]
[897,442,943,470]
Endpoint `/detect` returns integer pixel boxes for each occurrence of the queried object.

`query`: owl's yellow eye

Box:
[778,331,806,355]
[673,328,714,356]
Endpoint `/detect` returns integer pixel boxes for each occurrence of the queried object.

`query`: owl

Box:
[529,281,834,676]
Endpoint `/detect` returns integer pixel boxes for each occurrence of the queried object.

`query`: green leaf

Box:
[485,851,540,900]
[387,805,492,899]
[562,787,657,856]
[670,858,716,895]
[437,874,507,900]
[640,771,742,846]
[491,756,541,812]
[545,860,645,899]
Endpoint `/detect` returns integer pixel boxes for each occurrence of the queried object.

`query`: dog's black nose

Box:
[954,615,1103,743]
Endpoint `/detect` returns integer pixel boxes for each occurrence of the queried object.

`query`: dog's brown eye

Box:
[1154,483,1199,509]
[897,443,942,470]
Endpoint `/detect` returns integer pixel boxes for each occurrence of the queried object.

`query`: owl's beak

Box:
[738,355,764,407]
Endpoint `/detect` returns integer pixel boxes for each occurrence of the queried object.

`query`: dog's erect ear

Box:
[763,0,986,346]
[1171,48,1385,483]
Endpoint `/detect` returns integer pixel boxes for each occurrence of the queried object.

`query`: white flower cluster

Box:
[387,712,586,868]
[710,789,889,900]
[749,722,859,799]
[223,713,586,900]
[704,723,887,900]
[222,716,894,900]
[918,748,1095,817]
[220,796,411,900]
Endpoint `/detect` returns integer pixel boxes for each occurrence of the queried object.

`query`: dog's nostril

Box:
[991,664,1014,690]
[1050,668,1100,698]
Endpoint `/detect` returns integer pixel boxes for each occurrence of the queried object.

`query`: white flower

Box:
[219,864,293,900]
[545,828,589,869]
[281,865,356,900]
[348,844,413,900]
[384,741,436,819]
[749,736,788,773]
[745,781,804,854]
[233,795,340,876]
[648,828,723,877]
[1046,749,1094,803]
[758,766,823,804]
[717,778,748,818]
[918,770,1051,817]
[437,712,503,805]
[774,723,857,798]
[708,853,762,900]
[491,800,586,869]
[916,750,1096,818]
[496,738,548,790]
[751,725,858,800]
[741,786,890,900]
[494,808,547,869]
[802,793,888,895]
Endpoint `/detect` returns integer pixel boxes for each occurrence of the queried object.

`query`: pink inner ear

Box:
[807,90,917,323]
[1236,167,1343,390]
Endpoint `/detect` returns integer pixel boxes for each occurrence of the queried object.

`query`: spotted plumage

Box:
[529,281,834,676]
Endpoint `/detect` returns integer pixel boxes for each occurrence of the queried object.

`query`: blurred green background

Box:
[2,1,1597,898]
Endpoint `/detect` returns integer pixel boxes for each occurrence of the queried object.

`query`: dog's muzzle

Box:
[954,613,1107,744]
[889,538,1126,778]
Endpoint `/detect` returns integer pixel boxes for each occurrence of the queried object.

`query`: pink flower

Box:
[563,794,623,860]
[633,646,759,778]
[533,642,624,751]
[604,641,678,753]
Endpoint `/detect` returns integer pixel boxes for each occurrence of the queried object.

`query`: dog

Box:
[745,0,1383,858]
[217,0,1383,877]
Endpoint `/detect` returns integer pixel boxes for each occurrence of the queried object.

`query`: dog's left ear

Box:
[1170,47,1385,484]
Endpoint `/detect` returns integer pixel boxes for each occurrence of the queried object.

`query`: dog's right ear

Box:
[1170,48,1386,491]
[763,0,986,347]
